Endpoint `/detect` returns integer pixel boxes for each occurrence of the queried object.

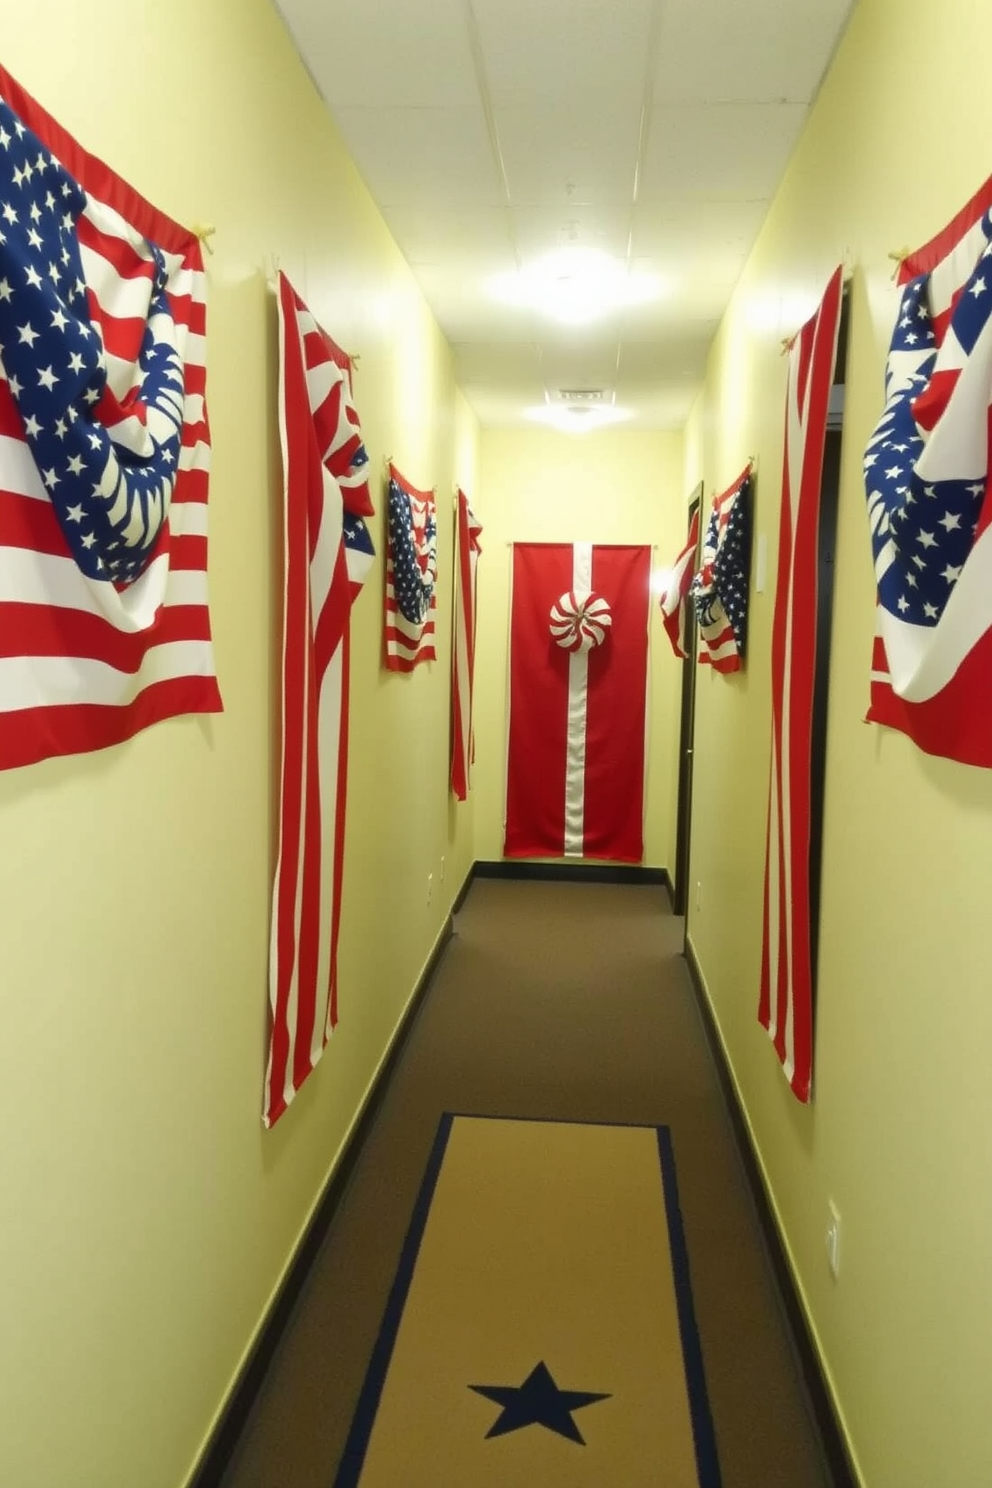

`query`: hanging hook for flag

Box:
[780,332,797,356]
[190,222,216,256]
[888,245,912,281]
[263,253,281,293]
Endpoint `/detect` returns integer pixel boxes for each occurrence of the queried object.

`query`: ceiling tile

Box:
[453,342,543,383]
[412,266,541,343]
[332,106,505,208]
[653,0,854,104]
[495,94,642,208]
[640,102,809,200]
[630,199,769,260]
[538,336,621,393]
[618,334,714,383]
[615,385,699,430]
[511,205,632,262]
[471,0,656,96]
[276,0,479,107]
[381,206,515,266]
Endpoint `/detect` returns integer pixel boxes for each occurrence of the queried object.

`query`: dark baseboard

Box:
[474,859,670,888]
[682,938,860,1488]
[189,877,468,1488]
[451,859,476,913]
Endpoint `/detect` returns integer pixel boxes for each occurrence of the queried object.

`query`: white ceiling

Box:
[275,0,855,430]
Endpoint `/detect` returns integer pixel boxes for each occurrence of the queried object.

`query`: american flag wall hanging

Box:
[864,170,992,767]
[264,273,375,1128]
[384,463,437,671]
[0,65,219,770]
[658,506,700,660]
[690,465,752,673]
[758,266,844,1103]
[450,487,482,801]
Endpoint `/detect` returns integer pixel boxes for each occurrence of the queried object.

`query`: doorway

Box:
[672,485,703,919]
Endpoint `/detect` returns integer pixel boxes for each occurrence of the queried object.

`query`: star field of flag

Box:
[690,466,751,672]
[696,479,750,645]
[384,464,437,670]
[388,475,436,625]
[0,97,184,585]
[865,250,992,632]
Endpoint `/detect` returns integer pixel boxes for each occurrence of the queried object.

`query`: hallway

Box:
[219,878,830,1488]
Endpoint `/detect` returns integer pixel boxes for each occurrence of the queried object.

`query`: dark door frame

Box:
[672,484,703,919]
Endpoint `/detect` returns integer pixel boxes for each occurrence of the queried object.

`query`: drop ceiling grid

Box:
[274,0,858,429]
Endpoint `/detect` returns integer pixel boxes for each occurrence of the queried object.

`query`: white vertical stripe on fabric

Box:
[764,744,782,1043]
[563,543,593,855]
[282,633,309,1116]
[779,360,806,1080]
[315,642,344,1057]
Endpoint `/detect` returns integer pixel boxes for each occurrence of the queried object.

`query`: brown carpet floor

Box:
[219,878,831,1488]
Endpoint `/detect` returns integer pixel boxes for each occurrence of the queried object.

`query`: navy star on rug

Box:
[468,1360,611,1444]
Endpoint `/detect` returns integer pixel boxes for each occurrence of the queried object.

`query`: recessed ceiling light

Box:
[491,248,664,326]
[524,402,633,434]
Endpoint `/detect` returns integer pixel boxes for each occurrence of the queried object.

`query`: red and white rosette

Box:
[549,590,612,653]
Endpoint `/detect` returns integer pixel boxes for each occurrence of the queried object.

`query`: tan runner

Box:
[334,1115,720,1487]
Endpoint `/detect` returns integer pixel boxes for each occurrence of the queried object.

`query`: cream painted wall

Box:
[684,2,992,1485]
[473,428,686,868]
[0,7,477,1488]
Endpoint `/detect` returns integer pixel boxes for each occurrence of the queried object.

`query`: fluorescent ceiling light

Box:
[491,248,663,325]
[524,402,633,434]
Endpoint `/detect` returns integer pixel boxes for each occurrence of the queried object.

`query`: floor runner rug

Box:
[333,1114,721,1487]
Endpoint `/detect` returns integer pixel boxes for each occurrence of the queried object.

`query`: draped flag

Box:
[864,172,992,767]
[759,266,843,1103]
[0,66,219,771]
[658,506,700,659]
[691,465,752,673]
[384,464,437,670]
[505,543,651,862]
[450,487,482,800]
[264,272,375,1128]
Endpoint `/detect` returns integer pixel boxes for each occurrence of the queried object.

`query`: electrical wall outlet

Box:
[825,1200,841,1279]
[426,873,433,906]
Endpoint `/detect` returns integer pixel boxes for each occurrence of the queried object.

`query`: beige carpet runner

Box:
[334,1114,720,1487]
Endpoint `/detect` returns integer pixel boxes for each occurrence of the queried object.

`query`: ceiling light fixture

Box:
[524,402,633,435]
[491,248,663,326]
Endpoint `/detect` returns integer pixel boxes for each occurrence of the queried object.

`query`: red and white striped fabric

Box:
[450,487,482,801]
[505,542,650,862]
[0,65,219,771]
[758,266,843,1103]
[264,272,375,1128]
[384,463,437,671]
[658,506,700,659]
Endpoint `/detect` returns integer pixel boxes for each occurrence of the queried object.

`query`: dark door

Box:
[673,486,703,917]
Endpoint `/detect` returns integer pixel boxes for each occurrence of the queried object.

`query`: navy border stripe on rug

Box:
[657,1126,723,1488]
[332,1112,455,1488]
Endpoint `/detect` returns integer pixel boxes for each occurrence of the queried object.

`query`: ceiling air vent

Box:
[556,388,607,403]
